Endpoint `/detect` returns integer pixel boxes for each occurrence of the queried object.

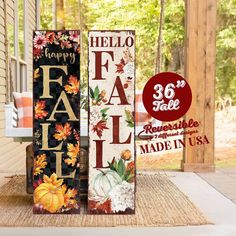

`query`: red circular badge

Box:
[142,72,192,122]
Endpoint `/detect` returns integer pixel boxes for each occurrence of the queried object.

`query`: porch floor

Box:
[198,168,236,204]
[0,138,236,208]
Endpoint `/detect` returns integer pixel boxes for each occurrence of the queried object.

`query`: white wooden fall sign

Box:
[88,30,135,214]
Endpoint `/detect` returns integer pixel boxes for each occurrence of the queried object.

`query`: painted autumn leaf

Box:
[64,75,79,95]
[64,188,78,208]
[115,58,125,73]
[126,161,135,174]
[45,31,55,44]
[88,199,112,214]
[125,109,134,128]
[34,154,47,176]
[34,100,48,119]
[92,120,109,138]
[64,143,79,167]
[54,123,72,141]
[43,173,64,188]
[34,68,40,79]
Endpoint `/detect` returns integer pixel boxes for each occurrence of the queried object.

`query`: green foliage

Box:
[85,0,185,87]
[18,0,24,59]
[85,0,161,89]
[40,0,53,30]
[64,0,80,29]
[163,0,185,71]
[39,0,236,103]
[39,0,184,88]
[8,0,25,58]
[216,0,236,103]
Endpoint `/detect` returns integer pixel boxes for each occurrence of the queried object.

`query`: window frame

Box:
[10,0,28,93]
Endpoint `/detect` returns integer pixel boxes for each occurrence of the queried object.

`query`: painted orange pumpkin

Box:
[34,173,65,213]
[121,149,132,161]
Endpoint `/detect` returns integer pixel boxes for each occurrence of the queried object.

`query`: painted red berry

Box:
[124,83,128,89]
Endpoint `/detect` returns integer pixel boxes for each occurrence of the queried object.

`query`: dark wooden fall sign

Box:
[33,30,80,214]
[88,30,136,214]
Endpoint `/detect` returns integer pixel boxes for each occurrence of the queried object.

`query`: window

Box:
[18,0,25,59]
[8,0,28,93]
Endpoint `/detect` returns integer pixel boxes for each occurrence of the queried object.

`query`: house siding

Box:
[0,0,36,141]
[27,0,36,91]
[0,0,6,138]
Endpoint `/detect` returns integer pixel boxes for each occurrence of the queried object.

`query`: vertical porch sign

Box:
[88,31,136,214]
[33,30,80,214]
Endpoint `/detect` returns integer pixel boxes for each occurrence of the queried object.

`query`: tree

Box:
[155,0,165,74]
[216,0,236,103]
[40,0,53,30]
[85,0,161,89]
[56,0,65,29]
[39,0,236,103]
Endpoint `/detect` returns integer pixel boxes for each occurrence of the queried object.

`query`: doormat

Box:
[0,174,211,227]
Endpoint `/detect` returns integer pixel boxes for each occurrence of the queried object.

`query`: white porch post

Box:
[36,0,40,29]
[24,0,28,91]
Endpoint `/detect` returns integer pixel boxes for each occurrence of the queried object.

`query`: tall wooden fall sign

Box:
[33,30,80,214]
[88,31,136,214]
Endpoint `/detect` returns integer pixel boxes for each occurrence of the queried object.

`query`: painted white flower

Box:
[109,181,134,213]
[123,62,134,79]
[33,34,47,49]
[90,107,102,126]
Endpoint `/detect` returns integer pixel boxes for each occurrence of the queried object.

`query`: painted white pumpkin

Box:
[93,170,122,197]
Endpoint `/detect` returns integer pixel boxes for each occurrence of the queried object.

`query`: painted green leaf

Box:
[101,108,109,114]
[107,161,115,171]
[89,87,94,99]
[117,159,126,177]
[125,110,131,119]
[126,174,134,182]
[122,169,131,181]
[113,159,118,171]
[94,85,99,99]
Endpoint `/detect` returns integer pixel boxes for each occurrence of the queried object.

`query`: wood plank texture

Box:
[88,30,136,214]
[182,0,216,172]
